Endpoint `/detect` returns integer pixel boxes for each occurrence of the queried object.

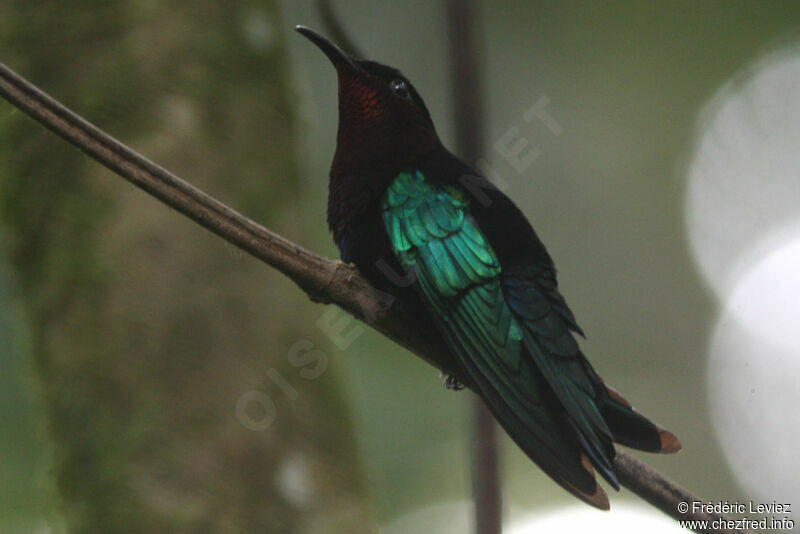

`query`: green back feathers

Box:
[380,170,614,505]
[382,171,499,288]
[381,172,540,406]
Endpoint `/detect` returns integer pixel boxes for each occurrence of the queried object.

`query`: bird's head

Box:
[296,26,441,177]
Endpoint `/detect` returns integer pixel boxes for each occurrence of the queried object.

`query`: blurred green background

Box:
[1,1,799,533]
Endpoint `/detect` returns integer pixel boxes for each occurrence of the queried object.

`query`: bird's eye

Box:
[390,79,410,99]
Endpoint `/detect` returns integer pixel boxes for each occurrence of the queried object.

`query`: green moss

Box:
[0,2,372,532]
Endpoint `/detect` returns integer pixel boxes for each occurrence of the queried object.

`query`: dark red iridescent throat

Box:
[331,71,440,179]
[337,72,388,127]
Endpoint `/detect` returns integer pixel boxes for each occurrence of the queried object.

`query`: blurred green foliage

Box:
[0,1,371,532]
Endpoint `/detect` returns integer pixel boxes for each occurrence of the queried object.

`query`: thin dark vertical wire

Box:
[317,0,363,57]
[445,2,502,534]
[471,399,502,534]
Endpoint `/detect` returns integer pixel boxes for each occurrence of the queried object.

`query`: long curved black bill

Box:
[295,25,359,73]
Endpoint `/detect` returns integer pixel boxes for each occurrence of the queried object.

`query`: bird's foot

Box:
[440,372,465,391]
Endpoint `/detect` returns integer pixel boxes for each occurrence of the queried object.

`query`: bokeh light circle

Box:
[708,234,800,504]
[686,45,800,506]
[686,48,800,299]
[380,501,683,534]
[509,504,683,534]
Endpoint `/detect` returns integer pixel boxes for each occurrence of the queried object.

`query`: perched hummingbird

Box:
[296,26,680,508]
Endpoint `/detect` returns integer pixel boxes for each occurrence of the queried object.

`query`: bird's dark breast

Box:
[335,201,430,319]
[335,200,468,383]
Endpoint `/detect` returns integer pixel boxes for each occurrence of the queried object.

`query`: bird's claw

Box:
[440,372,465,391]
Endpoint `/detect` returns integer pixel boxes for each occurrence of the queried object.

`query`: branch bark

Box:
[0,60,748,534]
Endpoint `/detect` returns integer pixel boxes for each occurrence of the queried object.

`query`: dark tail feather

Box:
[600,383,682,454]
[567,416,619,491]
[557,454,610,510]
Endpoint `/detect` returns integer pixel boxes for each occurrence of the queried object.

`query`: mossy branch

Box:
[0,61,748,534]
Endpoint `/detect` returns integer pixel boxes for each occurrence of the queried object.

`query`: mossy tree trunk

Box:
[0,2,373,532]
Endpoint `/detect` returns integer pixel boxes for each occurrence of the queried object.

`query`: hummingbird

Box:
[296,26,680,508]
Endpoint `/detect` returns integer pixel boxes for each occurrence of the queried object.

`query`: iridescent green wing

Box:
[381,170,605,505]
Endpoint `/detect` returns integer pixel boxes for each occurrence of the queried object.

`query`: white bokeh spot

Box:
[380,501,682,534]
[708,235,800,504]
[509,504,683,534]
[686,44,800,506]
[686,47,800,299]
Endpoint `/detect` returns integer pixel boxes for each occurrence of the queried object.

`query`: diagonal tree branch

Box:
[0,61,748,534]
